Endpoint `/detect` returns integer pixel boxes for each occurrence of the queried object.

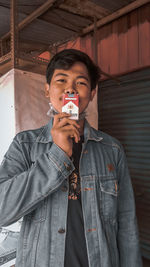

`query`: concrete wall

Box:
[0,70,15,163]
[14,69,49,133]
[0,69,49,163]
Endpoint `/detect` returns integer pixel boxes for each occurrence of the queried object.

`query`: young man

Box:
[0,49,142,267]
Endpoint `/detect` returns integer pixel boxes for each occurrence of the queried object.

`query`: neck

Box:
[78,119,85,136]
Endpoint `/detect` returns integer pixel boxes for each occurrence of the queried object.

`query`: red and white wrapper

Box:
[62,93,79,120]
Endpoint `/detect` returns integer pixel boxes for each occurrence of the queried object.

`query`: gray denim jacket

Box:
[0,119,142,267]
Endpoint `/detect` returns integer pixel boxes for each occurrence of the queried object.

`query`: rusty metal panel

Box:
[0,6,10,36]
[138,4,150,67]
[97,3,150,76]
[20,18,76,45]
[126,10,139,70]
[40,8,92,32]
[98,67,150,259]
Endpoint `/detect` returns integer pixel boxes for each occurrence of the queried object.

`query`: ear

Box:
[45,83,50,98]
[90,88,96,101]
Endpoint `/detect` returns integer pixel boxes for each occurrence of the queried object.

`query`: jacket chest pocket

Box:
[27,198,47,222]
[99,178,119,219]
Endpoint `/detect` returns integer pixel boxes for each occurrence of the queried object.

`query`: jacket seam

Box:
[48,153,71,178]
[15,138,28,169]
[101,141,121,150]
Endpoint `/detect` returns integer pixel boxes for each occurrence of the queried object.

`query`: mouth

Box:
[60,94,81,102]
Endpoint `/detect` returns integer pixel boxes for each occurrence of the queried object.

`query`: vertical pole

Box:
[10,0,18,68]
[94,16,98,64]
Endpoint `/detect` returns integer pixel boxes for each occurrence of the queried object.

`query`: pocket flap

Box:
[100,179,119,196]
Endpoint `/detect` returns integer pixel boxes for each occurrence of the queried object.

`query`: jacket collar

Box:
[36,119,103,143]
[36,119,53,143]
[83,120,103,142]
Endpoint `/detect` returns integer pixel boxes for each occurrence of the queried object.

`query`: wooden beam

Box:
[19,40,48,53]
[0,52,11,65]
[80,1,110,17]
[41,9,81,32]
[82,0,150,35]
[1,0,57,41]
[60,2,109,19]
[19,53,49,65]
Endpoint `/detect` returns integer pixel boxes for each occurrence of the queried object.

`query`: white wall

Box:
[0,69,15,163]
[14,69,48,133]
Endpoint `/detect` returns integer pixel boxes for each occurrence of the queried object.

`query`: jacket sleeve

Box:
[0,135,74,227]
[117,145,143,267]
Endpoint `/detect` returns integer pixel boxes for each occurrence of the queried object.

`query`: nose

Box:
[64,82,77,94]
[64,88,76,94]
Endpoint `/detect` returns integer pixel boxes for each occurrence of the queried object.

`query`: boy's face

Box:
[45,62,96,114]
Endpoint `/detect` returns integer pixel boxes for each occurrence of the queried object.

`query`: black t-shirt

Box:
[64,136,89,267]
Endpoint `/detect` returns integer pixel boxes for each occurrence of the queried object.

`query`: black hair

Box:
[46,49,101,90]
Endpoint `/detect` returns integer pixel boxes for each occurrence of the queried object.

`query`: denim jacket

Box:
[0,119,142,267]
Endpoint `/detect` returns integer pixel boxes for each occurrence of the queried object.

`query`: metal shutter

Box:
[98,68,150,259]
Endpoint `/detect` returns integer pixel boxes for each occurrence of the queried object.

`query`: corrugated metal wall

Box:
[98,67,150,259]
[56,3,150,77]
[97,3,150,76]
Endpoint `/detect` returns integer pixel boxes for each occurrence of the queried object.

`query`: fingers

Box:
[59,118,80,130]
[53,113,70,126]
[54,113,80,130]
[63,124,80,143]
[52,112,80,143]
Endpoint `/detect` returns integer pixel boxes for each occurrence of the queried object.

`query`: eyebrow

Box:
[77,75,89,82]
[55,73,89,82]
[55,73,68,77]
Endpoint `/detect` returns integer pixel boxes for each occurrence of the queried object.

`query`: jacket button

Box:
[58,228,65,234]
[61,186,68,192]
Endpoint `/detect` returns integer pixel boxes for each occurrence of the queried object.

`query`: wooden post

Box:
[10,0,18,68]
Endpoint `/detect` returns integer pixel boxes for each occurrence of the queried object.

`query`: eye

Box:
[77,81,88,86]
[57,79,66,83]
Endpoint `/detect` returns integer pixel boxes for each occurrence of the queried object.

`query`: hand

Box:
[51,113,80,157]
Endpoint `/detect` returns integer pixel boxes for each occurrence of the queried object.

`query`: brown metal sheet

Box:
[97,3,150,76]
[0,6,10,36]
[118,16,128,72]
[139,4,150,66]
[20,18,76,45]
[40,8,92,32]
[90,0,136,12]
[127,11,139,70]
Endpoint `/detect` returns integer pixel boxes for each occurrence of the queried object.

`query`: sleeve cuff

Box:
[48,143,75,178]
